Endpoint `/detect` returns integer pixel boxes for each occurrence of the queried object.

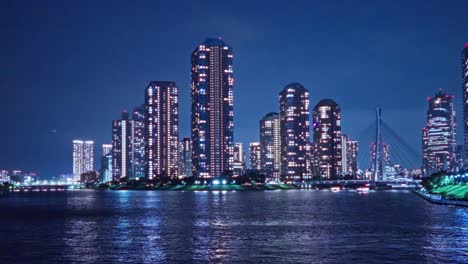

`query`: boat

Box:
[357,187,370,193]
[330,186,341,192]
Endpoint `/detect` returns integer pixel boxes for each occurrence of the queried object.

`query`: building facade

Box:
[112,112,132,181]
[72,140,94,182]
[130,105,146,179]
[102,144,112,156]
[145,81,179,179]
[463,43,468,166]
[312,99,342,180]
[260,112,281,180]
[178,138,192,178]
[341,134,358,177]
[191,38,234,178]
[422,90,457,176]
[249,142,261,171]
[233,142,246,177]
[100,144,112,183]
[0,170,9,182]
[279,83,310,181]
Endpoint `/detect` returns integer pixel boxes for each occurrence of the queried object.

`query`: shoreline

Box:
[103,183,299,192]
[413,190,468,207]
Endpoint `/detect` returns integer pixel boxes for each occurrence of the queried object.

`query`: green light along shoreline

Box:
[101,183,299,192]
[414,190,468,207]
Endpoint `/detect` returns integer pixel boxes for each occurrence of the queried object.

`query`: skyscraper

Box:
[130,105,146,179]
[260,112,281,180]
[112,112,131,181]
[145,81,179,179]
[279,83,310,181]
[341,134,358,177]
[179,138,192,178]
[422,90,457,176]
[249,142,261,171]
[72,140,94,182]
[463,43,468,166]
[312,99,342,180]
[233,142,246,177]
[101,144,112,183]
[191,38,234,179]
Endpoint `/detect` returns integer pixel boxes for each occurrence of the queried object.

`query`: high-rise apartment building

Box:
[279,83,310,181]
[422,90,457,176]
[72,140,94,182]
[145,81,179,179]
[341,134,358,177]
[312,99,342,180]
[260,112,281,180]
[130,105,146,179]
[112,112,131,181]
[191,38,234,178]
[249,142,261,171]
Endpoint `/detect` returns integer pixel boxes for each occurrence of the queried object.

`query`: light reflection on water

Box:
[0,190,467,263]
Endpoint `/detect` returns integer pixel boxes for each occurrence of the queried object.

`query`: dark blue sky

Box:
[1,0,467,178]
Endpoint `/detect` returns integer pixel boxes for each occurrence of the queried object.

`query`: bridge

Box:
[355,108,421,181]
[10,181,83,192]
[297,178,419,190]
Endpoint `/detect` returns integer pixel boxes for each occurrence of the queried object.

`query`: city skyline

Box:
[2,1,468,178]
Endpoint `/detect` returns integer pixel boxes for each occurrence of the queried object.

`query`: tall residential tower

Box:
[312,99,342,180]
[112,112,131,181]
[130,105,146,179]
[191,38,234,178]
[279,83,310,181]
[72,140,94,182]
[260,112,281,180]
[341,134,358,177]
[145,81,179,179]
[249,142,261,171]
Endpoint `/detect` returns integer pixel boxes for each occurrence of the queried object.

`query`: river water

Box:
[0,190,466,263]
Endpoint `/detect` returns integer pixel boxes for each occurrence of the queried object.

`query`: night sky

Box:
[1,0,468,178]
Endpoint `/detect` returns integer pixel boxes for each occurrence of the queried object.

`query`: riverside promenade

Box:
[414,190,468,207]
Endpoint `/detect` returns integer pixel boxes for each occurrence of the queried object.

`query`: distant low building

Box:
[80,171,100,183]
[59,174,74,183]
[0,170,9,182]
